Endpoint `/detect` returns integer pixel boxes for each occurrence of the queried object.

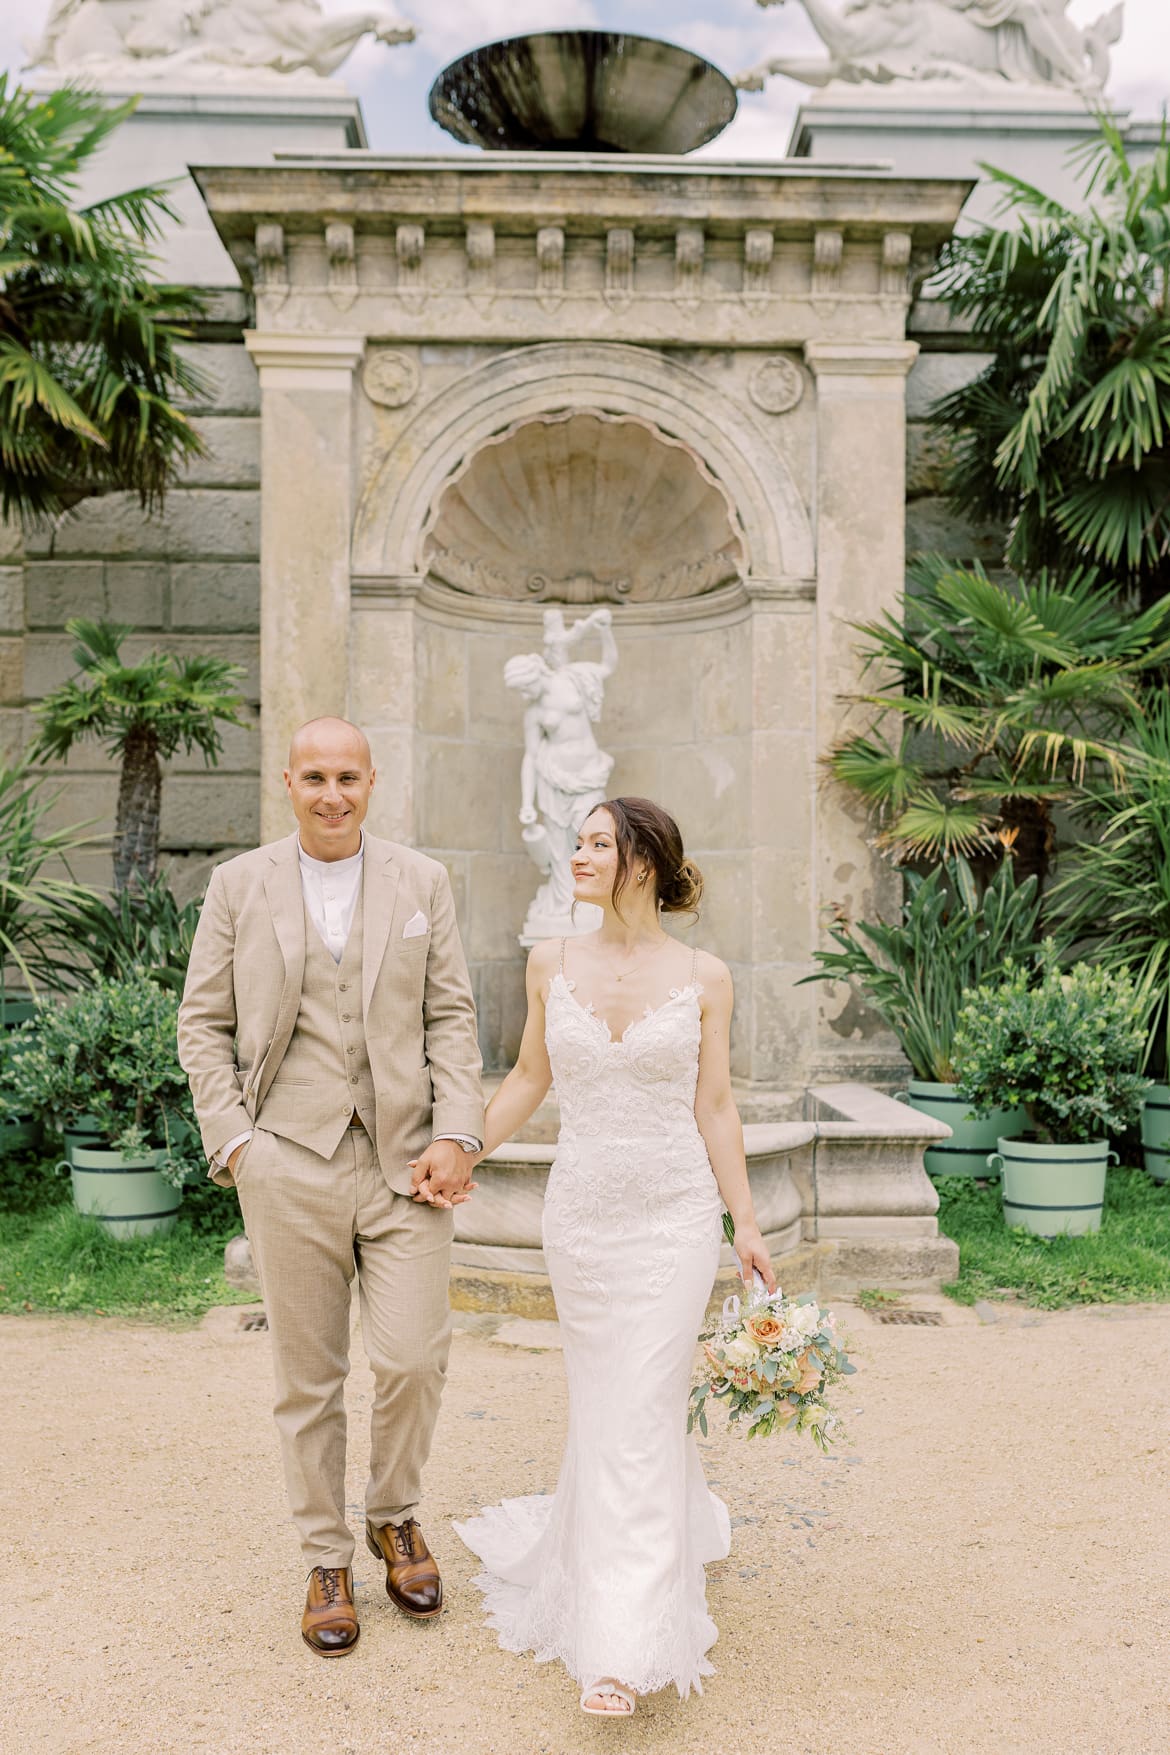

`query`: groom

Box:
[178,717,483,1655]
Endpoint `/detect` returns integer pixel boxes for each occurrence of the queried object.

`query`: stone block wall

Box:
[1,307,262,896]
[905,306,1000,568]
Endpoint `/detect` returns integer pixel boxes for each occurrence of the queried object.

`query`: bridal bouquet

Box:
[689,1270,855,1451]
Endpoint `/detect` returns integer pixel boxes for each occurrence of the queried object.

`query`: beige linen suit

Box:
[178,831,484,1569]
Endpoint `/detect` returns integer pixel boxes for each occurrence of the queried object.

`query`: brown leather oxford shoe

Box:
[365,1518,443,1618]
[301,1565,360,1656]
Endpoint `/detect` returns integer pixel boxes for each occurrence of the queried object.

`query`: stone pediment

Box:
[420,411,746,604]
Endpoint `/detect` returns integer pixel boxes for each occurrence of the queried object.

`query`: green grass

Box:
[0,1149,255,1323]
[937,1165,1170,1309]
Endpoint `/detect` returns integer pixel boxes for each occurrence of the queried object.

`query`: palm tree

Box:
[929,117,1170,609]
[0,76,206,523]
[0,764,100,1007]
[1048,693,1170,1078]
[30,620,248,894]
[827,554,1170,882]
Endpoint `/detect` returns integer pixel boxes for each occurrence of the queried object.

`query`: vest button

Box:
[350,1074,359,1084]
[341,1013,352,1021]
[338,981,349,991]
[347,1045,356,1055]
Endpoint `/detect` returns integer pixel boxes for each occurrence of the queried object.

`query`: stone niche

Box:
[196,152,970,1084]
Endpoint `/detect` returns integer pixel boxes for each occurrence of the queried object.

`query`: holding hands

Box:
[409,1139,478,1209]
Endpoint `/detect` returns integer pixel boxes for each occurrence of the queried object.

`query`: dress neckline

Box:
[550,969,700,1046]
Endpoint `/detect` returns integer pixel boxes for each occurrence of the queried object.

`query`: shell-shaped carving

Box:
[419,411,747,603]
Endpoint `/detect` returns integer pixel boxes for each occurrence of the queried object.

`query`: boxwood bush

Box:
[953,944,1149,1145]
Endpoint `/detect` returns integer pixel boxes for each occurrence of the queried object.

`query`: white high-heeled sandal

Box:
[580,1680,636,1717]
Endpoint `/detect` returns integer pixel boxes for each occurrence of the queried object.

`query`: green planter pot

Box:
[898,1079,1026,1178]
[0,997,37,1030]
[1141,1084,1170,1184]
[987,1136,1118,1238]
[68,1145,182,1241]
[62,1114,108,1164]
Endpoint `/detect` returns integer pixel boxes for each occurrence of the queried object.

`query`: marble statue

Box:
[505,607,619,946]
[737,0,1123,95]
[25,0,414,83]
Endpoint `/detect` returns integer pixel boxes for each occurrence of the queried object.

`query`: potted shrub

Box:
[10,970,202,1240]
[953,946,1149,1236]
[802,854,1040,1174]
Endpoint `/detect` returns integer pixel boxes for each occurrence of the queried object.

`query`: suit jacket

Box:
[177,831,484,1197]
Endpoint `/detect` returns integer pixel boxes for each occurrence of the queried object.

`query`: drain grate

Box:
[871,1309,944,1326]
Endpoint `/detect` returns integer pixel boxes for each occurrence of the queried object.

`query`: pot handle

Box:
[1107,1149,1120,1166]
[55,1158,71,1176]
[986,1152,1004,1173]
[893,1090,908,1103]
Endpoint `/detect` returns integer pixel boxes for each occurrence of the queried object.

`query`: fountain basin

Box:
[428,31,738,155]
[450,1083,959,1317]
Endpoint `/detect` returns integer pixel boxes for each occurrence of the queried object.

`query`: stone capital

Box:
[803,340,920,396]
[243,331,364,392]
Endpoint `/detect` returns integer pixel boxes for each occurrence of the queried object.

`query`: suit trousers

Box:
[234,1123,454,1570]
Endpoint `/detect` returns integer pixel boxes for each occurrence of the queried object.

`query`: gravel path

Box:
[4,1296,1168,1755]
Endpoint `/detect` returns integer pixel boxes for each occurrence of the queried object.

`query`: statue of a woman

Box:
[504,608,618,944]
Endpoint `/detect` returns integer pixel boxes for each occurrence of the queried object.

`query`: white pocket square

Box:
[402,910,429,939]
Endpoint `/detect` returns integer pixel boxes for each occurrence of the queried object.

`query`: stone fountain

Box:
[191,26,972,1307]
[428,30,738,155]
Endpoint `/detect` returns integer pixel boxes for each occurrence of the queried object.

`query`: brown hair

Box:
[588,796,703,920]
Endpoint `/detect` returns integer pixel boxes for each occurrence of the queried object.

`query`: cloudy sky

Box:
[2,0,1167,159]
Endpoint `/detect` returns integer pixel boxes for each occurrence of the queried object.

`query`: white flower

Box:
[721,1333,760,1368]
[789,1303,821,1338]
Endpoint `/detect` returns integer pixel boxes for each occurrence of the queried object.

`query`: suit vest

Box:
[256,892,376,1160]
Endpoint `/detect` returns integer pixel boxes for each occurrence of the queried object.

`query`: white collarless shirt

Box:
[299,832,364,963]
[213,829,479,1165]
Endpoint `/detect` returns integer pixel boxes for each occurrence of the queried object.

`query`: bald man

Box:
[178,718,484,1656]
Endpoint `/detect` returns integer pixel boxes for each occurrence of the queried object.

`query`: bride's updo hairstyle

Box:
[599,796,704,921]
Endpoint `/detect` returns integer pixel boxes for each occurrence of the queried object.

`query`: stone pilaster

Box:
[803,339,920,1079]
[244,332,363,840]
[348,577,421,843]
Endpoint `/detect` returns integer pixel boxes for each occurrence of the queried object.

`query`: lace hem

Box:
[455,1492,727,1701]
[466,1564,718,1699]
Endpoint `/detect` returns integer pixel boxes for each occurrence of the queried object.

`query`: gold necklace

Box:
[606,934,670,983]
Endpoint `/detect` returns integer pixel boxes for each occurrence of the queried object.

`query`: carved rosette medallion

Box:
[748,357,804,417]
[363,351,420,409]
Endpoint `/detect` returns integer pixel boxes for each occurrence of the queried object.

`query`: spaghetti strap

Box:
[559,937,567,974]
[690,943,699,985]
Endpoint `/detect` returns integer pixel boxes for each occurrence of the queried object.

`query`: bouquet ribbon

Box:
[722,1269,779,1325]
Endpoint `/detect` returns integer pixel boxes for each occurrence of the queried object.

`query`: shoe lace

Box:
[392,1520,419,1560]
[316,1566,342,1604]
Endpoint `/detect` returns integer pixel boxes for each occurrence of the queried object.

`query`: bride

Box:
[454,795,775,1717]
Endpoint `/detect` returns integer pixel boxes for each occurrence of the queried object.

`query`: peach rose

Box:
[744,1313,784,1348]
[703,1341,722,1372]
[794,1351,822,1395]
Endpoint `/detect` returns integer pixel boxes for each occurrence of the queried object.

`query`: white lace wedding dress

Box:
[454,949,729,1699]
